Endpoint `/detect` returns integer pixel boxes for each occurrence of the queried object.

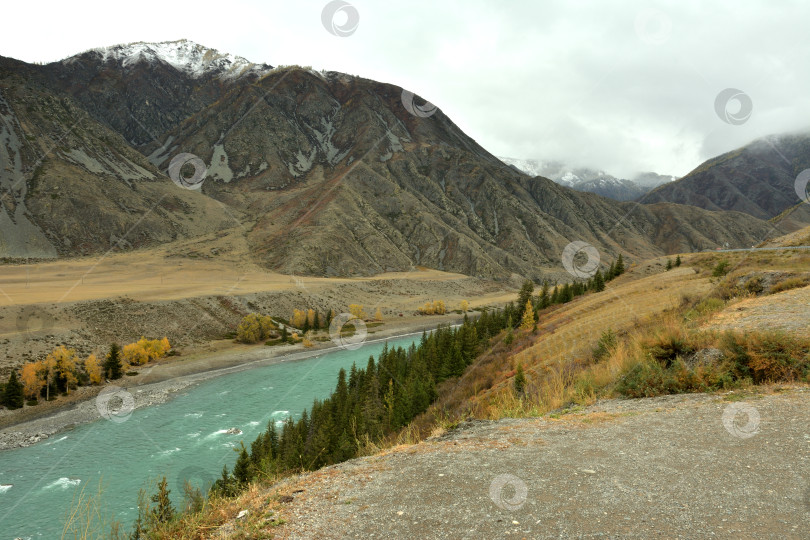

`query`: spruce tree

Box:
[104,343,123,380]
[538,281,550,308]
[514,363,526,395]
[594,270,605,292]
[2,371,24,409]
[666,259,673,270]
[615,254,625,275]
[675,255,682,267]
[516,280,534,322]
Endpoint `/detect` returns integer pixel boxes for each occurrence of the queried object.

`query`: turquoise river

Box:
[0,334,420,538]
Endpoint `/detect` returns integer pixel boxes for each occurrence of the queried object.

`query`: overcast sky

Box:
[4,0,810,177]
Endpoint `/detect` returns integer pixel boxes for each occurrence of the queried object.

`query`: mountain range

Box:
[643,133,810,226]
[498,158,676,201]
[0,40,799,279]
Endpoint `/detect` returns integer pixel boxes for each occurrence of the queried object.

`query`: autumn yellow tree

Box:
[46,346,79,395]
[84,354,103,385]
[291,309,307,329]
[306,309,316,328]
[374,308,383,321]
[237,314,276,343]
[460,300,470,312]
[418,300,447,315]
[348,304,366,320]
[20,361,45,400]
[520,299,535,329]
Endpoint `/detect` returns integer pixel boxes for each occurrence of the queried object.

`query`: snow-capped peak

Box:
[65,39,273,80]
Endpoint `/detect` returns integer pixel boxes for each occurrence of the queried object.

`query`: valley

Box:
[1,9,810,537]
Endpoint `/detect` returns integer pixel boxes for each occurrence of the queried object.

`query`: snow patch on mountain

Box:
[499,156,677,201]
[64,39,273,81]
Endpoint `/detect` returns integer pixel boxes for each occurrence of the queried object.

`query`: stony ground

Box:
[707,285,810,337]
[225,386,810,539]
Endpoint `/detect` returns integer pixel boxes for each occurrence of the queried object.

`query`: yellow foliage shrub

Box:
[237,313,276,343]
[122,337,172,366]
[418,300,446,315]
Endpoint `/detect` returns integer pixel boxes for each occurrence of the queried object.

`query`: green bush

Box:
[592,329,617,361]
[712,260,730,277]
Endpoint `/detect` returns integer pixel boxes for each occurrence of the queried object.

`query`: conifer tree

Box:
[516,280,534,321]
[2,371,24,409]
[520,299,535,329]
[149,477,175,525]
[615,254,625,275]
[666,258,673,270]
[538,281,550,308]
[594,270,605,292]
[104,343,123,380]
[514,363,526,395]
[675,255,682,267]
[607,261,616,280]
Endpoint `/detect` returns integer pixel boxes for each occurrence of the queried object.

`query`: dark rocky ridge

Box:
[644,133,810,222]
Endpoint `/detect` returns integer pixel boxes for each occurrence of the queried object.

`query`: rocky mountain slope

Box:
[499,157,675,201]
[0,59,234,258]
[0,42,788,277]
[644,132,810,222]
[137,65,776,278]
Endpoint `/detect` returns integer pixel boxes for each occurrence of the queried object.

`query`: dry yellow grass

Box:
[0,226,512,309]
[513,266,709,378]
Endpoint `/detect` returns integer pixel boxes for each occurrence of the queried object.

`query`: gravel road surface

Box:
[250,387,810,539]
